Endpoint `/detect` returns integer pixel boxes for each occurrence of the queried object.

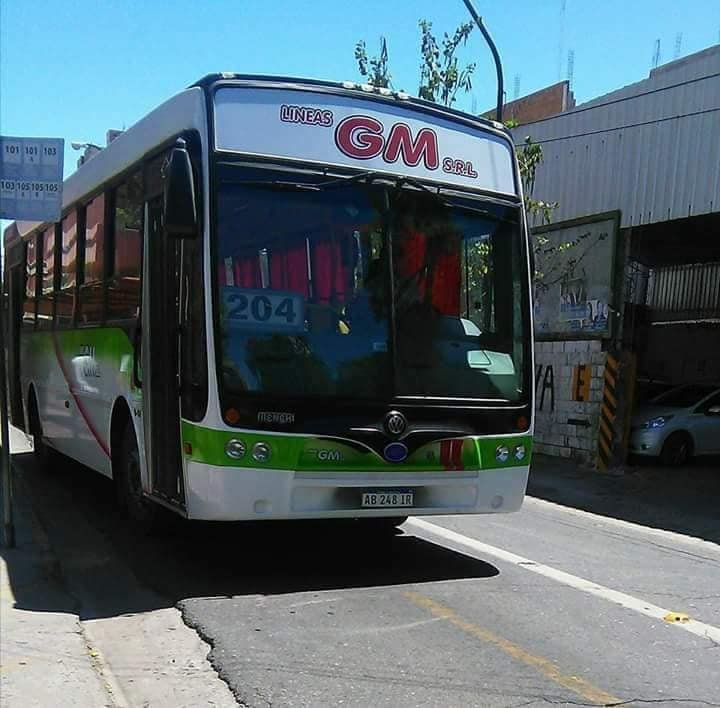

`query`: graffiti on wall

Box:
[535,364,555,412]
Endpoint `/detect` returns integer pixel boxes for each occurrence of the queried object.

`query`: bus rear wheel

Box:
[116,423,158,532]
[29,394,56,473]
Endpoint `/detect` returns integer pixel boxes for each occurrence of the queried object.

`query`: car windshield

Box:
[215,171,527,402]
[651,384,718,407]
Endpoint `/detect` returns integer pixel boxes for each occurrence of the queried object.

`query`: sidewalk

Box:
[528,453,720,544]
[1,428,237,708]
[1,432,118,707]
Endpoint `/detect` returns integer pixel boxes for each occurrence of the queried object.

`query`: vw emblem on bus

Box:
[384,411,407,437]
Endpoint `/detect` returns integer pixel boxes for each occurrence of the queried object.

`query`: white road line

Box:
[524,496,720,552]
[406,517,720,644]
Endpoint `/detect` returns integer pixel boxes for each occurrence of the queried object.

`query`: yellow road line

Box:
[404,591,623,707]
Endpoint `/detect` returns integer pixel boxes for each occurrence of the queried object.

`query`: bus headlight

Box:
[514,444,526,461]
[495,445,510,463]
[252,442,272,463]
[225,439,246,459]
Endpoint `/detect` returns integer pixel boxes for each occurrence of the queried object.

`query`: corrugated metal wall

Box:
[513,45,720,228]
[646,262,720,316]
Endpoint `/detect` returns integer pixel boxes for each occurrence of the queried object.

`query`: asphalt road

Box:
[13,450,720,708]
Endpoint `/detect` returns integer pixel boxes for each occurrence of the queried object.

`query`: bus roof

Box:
[4,74,513,247]
[192,73,507,134]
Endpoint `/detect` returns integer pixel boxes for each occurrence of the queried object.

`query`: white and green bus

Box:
[3,75,533,527]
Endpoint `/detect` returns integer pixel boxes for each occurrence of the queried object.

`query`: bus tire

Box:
[117,423,158,532]
[28,392,57,473]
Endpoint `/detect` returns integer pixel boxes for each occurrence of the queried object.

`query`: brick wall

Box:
[481,81,576,125]
[534,340,606,464]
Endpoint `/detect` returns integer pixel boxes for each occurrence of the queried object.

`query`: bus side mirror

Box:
[164,141,198,239]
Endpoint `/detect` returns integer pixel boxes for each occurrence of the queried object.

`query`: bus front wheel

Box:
[117,423,158,531]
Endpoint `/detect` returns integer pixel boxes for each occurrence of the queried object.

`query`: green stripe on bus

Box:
[181,421,531,472]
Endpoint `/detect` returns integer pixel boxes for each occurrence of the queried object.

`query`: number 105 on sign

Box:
[222,287,305,332]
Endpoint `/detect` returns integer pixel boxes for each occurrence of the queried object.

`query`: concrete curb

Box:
[11,470,131,708]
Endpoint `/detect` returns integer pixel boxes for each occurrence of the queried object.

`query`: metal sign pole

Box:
[0,241,15,548]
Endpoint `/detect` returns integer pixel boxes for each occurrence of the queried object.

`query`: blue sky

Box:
[1,0,719,187]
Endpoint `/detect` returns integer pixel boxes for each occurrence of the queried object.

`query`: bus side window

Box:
[23,234,39,329]
[36,225,57,330]
[78,194,106,326]
[107,172,142,321]
[56,210,79,328]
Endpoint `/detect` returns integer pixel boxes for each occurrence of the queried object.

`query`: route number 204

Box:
[222,287,305,332]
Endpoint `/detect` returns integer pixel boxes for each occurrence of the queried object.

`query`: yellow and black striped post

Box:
[597,353,619,471]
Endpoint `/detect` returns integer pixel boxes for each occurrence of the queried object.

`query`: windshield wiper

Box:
[221,179,321,192]
[222,170,518,223]
[316,170,398,190]
[394,175,518,224]
[444,200,519,224]
[221,170,390,192]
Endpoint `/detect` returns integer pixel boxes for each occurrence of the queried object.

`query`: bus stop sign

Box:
[0,136,64,222]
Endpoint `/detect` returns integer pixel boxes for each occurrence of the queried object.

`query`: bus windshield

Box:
[215,172,527,403]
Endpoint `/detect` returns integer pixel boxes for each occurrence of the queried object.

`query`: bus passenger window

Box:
[23,235,39,328]
[79,194,106,325]
[36,225,57,330]
[56,210,78,328]
[108,172,142,320]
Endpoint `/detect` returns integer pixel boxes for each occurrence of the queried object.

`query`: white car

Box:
[630,384,720,466]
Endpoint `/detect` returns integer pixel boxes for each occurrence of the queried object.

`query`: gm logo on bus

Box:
[384,411,407,437]
[316,449,342,462]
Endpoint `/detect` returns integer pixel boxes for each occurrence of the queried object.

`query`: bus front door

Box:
[141,195,185,508]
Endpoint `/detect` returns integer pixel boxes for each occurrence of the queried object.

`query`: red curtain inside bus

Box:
[219,233,351,305]
[397,230,460,316]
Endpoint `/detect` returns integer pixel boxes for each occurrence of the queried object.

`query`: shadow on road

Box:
[6,451,499,622]
[529,453,720,544]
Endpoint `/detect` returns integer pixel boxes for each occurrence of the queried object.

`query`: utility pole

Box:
[566,49,575,89]
[652,39,661,69]
[674,32,683,59]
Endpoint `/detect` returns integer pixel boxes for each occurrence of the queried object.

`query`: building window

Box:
[107,172,142,320]
[78,194,106,325]
[23,235,38,328]
[37,225,56,329]
[56,210,78,327]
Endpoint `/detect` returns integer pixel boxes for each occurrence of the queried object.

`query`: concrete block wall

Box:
[533,339,606,465]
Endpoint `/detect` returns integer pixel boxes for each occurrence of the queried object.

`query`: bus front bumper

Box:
[183,461,530,521]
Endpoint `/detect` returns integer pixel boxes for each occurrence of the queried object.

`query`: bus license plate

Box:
[361,491,414,508]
